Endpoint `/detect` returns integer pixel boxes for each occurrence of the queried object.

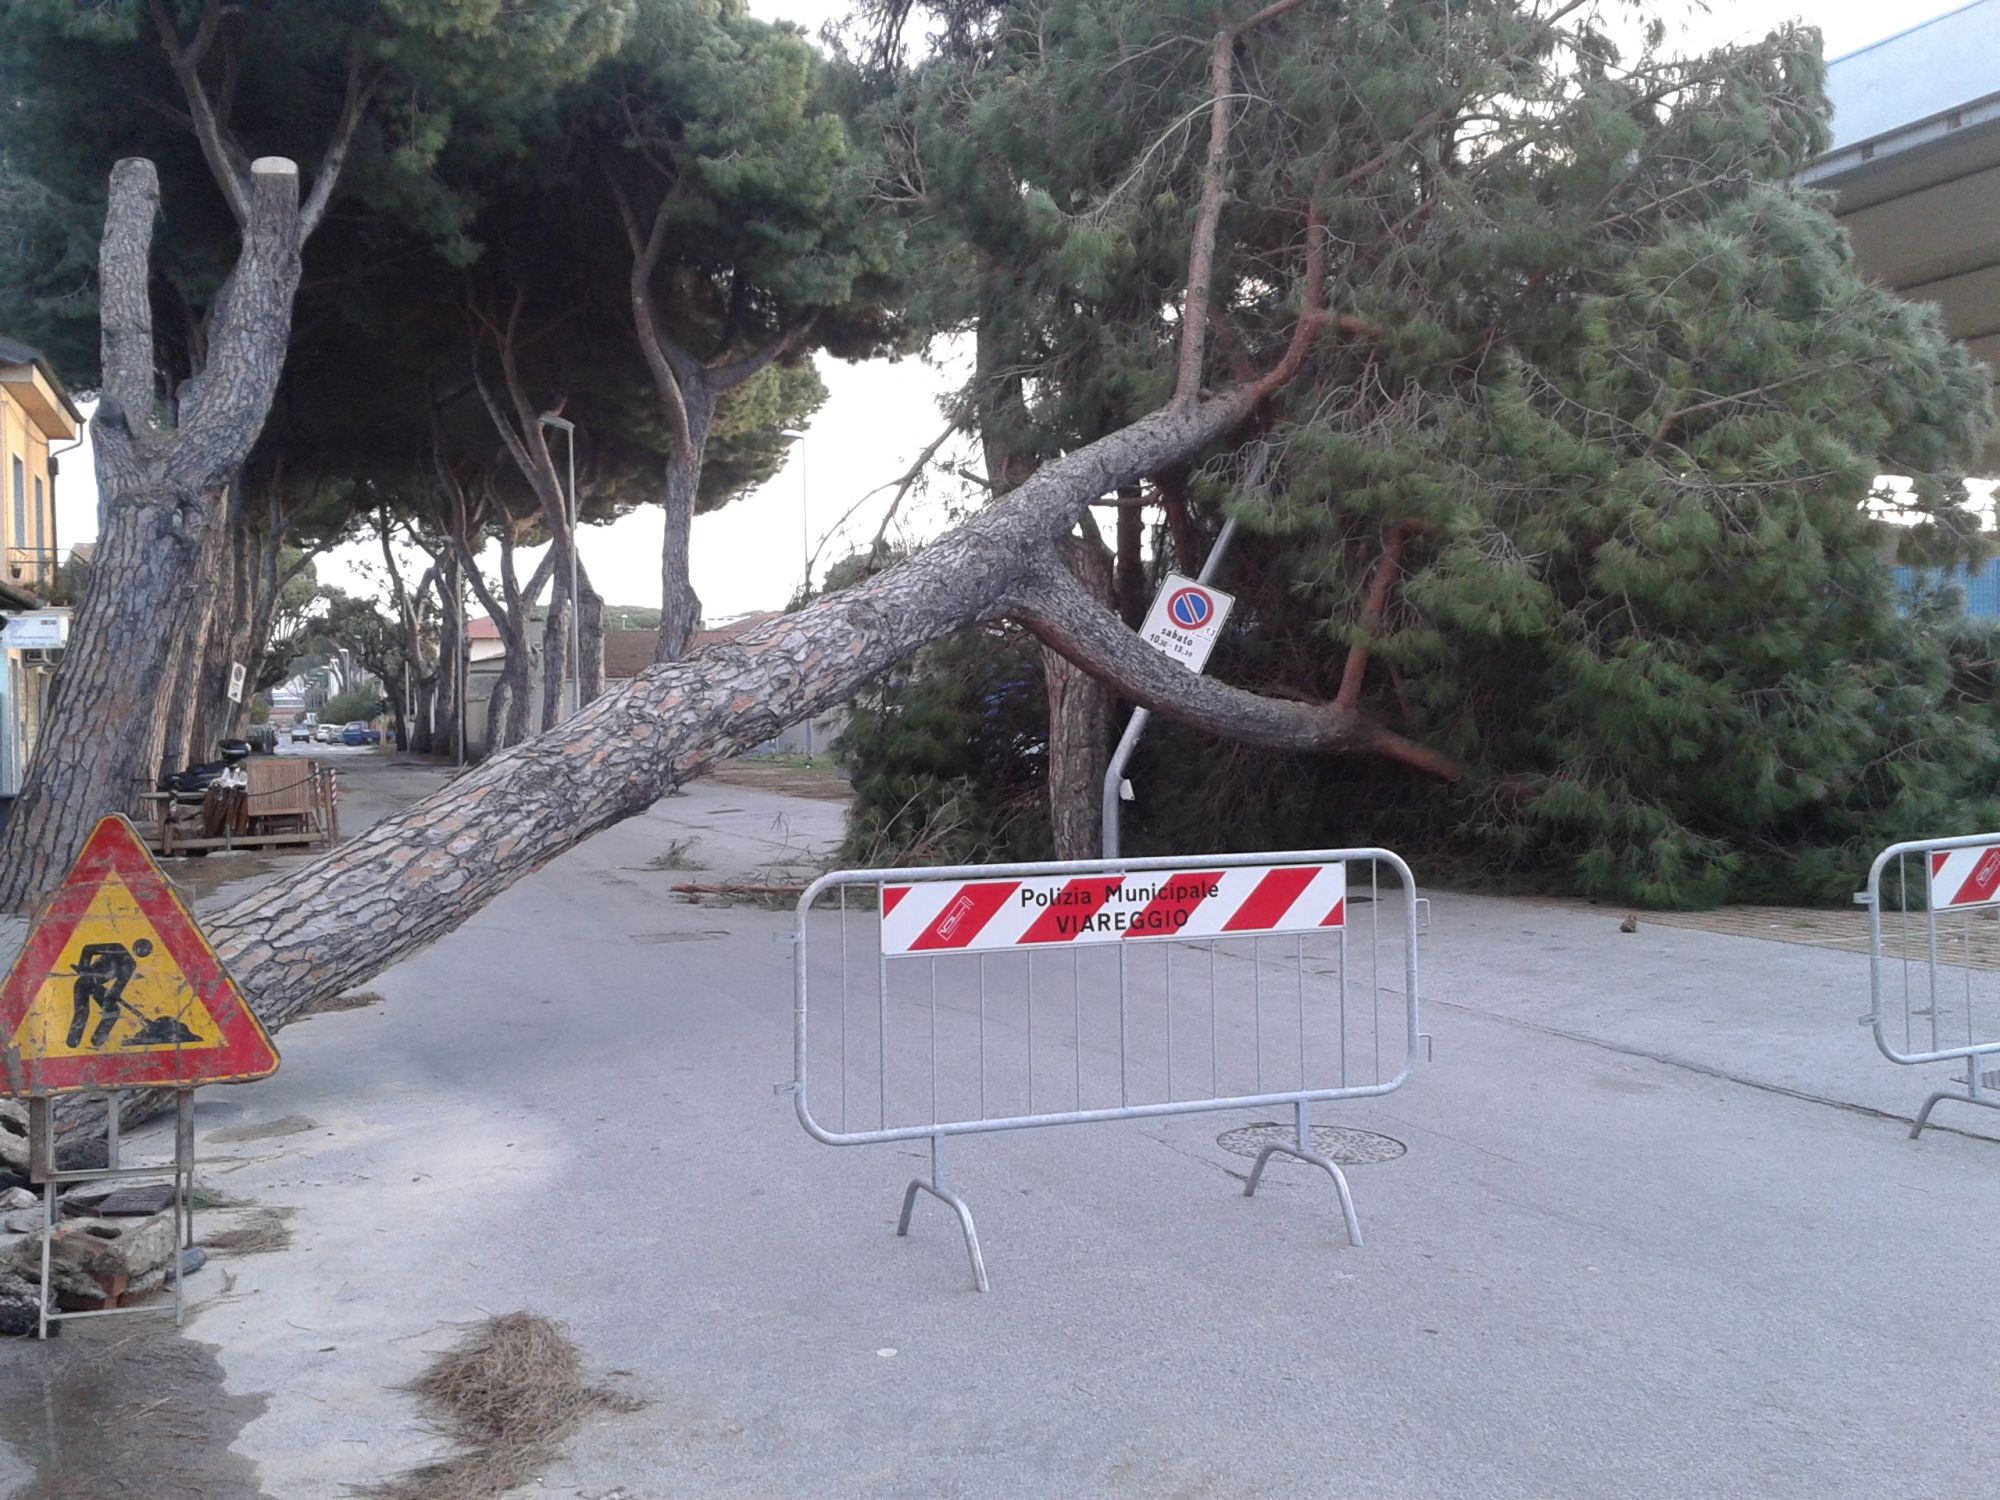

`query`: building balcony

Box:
[4,547,59,590]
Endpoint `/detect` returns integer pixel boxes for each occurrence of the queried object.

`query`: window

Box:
[9,456,21,549]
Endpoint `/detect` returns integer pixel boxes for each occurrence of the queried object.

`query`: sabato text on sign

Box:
[1138,572,1235,674]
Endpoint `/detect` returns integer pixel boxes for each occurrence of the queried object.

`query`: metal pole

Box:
[1101,514,1240,858]
[566,427,579,717]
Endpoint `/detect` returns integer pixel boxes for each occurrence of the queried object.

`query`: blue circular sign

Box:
[1168,586,1214,630]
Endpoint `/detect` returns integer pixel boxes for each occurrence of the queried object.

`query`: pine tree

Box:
[853,0,1996,904]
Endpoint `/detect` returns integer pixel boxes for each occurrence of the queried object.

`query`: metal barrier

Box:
[1860,833,2000,1136]
[787,848,1423,1290]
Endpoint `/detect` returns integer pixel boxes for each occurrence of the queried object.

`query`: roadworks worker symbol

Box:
[0,816,279,1096]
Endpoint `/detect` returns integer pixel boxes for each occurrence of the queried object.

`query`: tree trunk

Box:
[0,156,305,910]
[1115,486,1147,627]
[433,551,463,759]
[190,491,259,757]
[576,559,604,703]
[409,678,435,756]
[539,566,571,730]
[656,387,715,663]
[375,523,439,755]
[387,685,408,751]
[496,629,536,750]
[1043,527,1116,859]
[457,522,550,755]
[161,491,238,776]
[237,528,290,718]
[483,675,510,758]
[157,591,213,778]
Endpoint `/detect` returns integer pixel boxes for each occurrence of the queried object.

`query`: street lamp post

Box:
[538,414,581,717]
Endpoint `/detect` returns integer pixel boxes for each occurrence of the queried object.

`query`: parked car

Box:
[339,721,377,746]
[245,723,278,753]
[313,723,337,743]
[288,721,313,743]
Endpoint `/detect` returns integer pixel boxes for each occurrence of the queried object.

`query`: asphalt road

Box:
[6,756,2000,1498]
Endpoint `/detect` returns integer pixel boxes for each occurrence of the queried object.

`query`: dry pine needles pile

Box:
[359,1311,643,1500]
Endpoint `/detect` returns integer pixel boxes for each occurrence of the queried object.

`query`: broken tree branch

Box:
[1336,518,1433,712]
[1173,0,1309,409]
[1006,547,1457,777]
[298,50,378,241]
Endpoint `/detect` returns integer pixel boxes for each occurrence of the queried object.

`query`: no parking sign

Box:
[1139,572,1235,673]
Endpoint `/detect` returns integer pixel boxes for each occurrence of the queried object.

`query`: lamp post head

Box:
[538,413,575,433]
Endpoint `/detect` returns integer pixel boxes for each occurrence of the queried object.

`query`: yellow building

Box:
[0,334,81,802]
[0,334,79,595]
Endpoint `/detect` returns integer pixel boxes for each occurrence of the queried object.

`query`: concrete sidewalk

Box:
[7,785,2000,1497]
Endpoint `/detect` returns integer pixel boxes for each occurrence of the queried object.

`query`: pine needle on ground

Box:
[358,1311,644,1500]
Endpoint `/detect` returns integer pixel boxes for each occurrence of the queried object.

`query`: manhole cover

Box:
[1215,1123,1406,1165]
[630,931,727,945]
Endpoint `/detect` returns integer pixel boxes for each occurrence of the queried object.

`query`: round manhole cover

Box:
[1215,1122,1406,1165]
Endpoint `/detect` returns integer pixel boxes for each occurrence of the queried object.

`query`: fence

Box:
[787,847,1424,1290]
[1860,833,2000,1136]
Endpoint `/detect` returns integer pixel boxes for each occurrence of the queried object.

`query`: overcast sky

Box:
[46,0,1983,622]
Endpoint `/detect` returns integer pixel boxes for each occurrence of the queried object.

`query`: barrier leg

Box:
[1909,1086,2000,1139]
[1243,1100,1363,1248]
[896,1135,989,1292]
[1910,1090,1953,1139]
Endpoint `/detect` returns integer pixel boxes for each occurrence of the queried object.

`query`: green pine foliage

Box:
[849,0,1999,907]
[838,625,1052,867]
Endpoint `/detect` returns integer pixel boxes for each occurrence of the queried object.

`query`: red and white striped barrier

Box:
[1929,844,2000,909]
[879,862,1347,955]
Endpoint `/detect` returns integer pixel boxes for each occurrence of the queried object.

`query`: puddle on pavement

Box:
[151,848,299,905]
[0,1317,269,1499]
[206,1114,316,1145]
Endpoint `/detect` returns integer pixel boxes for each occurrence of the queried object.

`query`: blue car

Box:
[339,721,379,746]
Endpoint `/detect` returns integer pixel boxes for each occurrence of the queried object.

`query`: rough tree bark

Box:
[190,496,251,755]
[576,558,605,704]
[1043,527,1117,858]
[658,415,710,660]
[1114,488,1147,628]
[0,158,306,910]
[483,677,513,759]
[157,574,216,775]
[432,548,464,757]
[539,568,572,732]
